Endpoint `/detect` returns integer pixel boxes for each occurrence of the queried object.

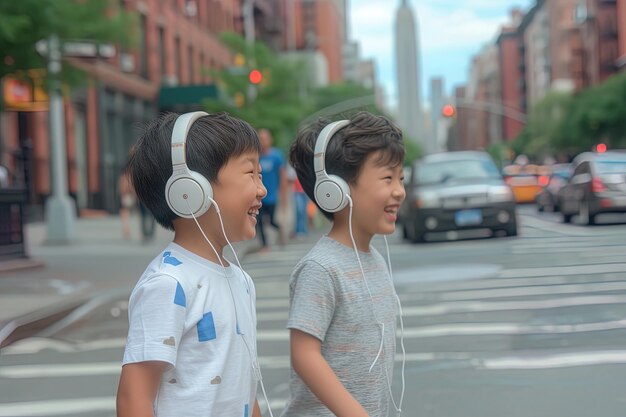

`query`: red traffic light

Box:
[249,69,263,85]
[596,143,607,153]
[442,104,456,118]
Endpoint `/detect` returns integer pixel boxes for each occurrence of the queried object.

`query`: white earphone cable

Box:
[185,198,274,417]
[345,195,404,417]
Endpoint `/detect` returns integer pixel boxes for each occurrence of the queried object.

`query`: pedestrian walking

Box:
[257,128,287,251]
[138,201,155,243]
[118,164,136,239]
[281,112,407,417]
[116,112,268,417]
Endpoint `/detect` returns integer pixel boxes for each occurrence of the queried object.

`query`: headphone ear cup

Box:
[314,174,350,213]
[166,170,213,219]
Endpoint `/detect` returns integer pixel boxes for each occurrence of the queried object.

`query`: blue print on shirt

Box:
[174,282,186,307]
[162,251,182,266]
[197,312,217,342]
[244,403,249,417]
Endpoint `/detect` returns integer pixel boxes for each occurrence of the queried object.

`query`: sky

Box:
[349,0,534,110]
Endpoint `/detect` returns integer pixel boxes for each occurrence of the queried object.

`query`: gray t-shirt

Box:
[281,236,398,417]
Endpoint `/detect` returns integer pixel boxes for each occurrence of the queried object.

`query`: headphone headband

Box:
[171,111,209,166]
[312,120,351,213]
[313,120,350,175]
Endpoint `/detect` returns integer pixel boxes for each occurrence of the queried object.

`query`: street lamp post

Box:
[243,0,258,102]
[45,34,76,244]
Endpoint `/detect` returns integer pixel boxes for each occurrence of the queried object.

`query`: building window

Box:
[175,36,181,82]
[139,14,148,79]
[200,51,205,82]
[158,26,166,79]
[188,45,194,83]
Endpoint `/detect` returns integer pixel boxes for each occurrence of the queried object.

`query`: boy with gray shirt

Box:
[281,112,406,417]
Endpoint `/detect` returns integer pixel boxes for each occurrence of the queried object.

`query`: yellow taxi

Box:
[502,164,550,204]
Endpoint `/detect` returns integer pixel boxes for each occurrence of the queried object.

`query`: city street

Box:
[2,205,626,417]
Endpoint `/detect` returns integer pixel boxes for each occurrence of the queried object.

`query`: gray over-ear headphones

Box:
[313,120,351,213]
[165,111,214,218]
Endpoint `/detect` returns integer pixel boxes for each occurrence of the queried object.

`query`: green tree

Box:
[203,32,312,150]
[204,32,387,151]
[567,72,626,151]
[0,0,136,84]
[517,91,573,159]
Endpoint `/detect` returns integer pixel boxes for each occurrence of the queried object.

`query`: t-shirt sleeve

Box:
[123,274,186,367]
[287,260,336,342]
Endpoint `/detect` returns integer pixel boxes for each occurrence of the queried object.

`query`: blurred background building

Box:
[449,0,625,152]
[0,0,383,221]
[394,0,423,150]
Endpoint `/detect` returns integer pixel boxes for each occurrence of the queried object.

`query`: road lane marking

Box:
[438,281,626,301]
[479,350,626,370]
[0,397,114,416]
[500,263,626,278]
[403,294,626,316]
[0,353,444,378]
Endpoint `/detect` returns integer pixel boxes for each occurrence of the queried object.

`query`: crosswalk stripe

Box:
[437,281,626,301]
[479,350,626,370]
[0,397,115,416]
[402,294,626,316]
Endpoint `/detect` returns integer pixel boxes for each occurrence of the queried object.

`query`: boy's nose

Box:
[393,186,405,200]
[258,183,268,198]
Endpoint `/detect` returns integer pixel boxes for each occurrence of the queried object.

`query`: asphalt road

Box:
[2,205,626,417]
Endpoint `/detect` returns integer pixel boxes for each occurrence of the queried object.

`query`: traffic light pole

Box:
[243,0,258,102]
[45,34,76,244]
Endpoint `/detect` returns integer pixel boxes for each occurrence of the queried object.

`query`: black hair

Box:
[289,111,404,221]
[129,112,261,231]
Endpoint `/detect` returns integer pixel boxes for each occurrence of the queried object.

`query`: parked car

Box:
[502,164,550,203]
[559,151,626,224]
[399,151,518,243]
[535,163,572,212]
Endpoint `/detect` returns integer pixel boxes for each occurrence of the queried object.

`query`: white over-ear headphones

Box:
[313,120,351,212]
[165,111,214,218]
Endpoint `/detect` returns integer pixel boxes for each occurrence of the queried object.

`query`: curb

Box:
[0,296,88,349]
[0,257,45,274]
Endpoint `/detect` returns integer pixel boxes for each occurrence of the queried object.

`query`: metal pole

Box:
[45,34,76,243]
[243,0,257,102]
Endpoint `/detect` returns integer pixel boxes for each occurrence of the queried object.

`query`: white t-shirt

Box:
[123,242,258,417]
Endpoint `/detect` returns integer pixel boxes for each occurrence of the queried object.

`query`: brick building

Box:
[618,0,626,69]
[1,0,245,216]
[278,0,345,84]
[496,8,526,142]
[578,0,620,85]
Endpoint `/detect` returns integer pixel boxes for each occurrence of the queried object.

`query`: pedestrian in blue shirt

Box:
[257,128,287,251]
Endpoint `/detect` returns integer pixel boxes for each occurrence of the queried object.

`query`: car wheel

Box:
[562,213,572,223]
[402,224,408,239]
[406,219,425,243]
[537,203,544,212]
[505,220,518,237]
[579,199,596,226]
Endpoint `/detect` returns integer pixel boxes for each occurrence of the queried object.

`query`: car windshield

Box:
[415,159,501,184]
[595,160,626,175]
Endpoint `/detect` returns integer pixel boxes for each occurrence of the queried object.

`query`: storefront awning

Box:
[158,84,218,111]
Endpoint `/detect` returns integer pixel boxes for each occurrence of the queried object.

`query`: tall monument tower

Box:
[395,0,423,148]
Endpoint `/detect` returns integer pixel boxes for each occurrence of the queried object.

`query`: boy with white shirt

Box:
[116,112,267,417]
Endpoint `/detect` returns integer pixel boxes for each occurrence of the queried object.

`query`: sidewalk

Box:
[0,213,265,347]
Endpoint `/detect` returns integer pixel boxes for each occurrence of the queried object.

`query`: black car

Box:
[559,151,626,225]
[399,151,518,243]
[536,163,572,212]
